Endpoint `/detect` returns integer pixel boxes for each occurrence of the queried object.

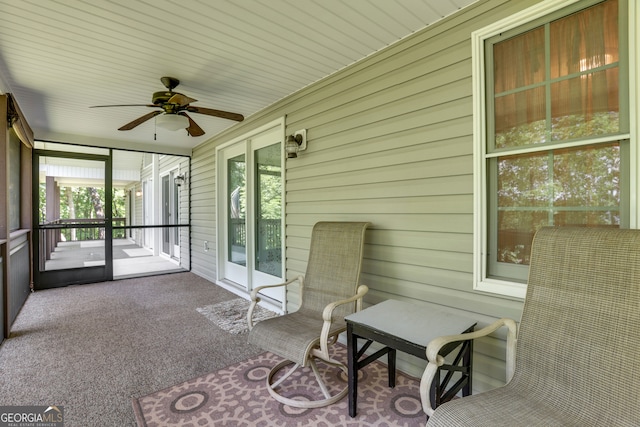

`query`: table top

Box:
[345,299,477,347]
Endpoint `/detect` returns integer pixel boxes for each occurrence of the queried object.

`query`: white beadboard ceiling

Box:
[0,0,477,155]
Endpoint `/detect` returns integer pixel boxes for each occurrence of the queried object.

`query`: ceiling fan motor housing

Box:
[152,91,176,105]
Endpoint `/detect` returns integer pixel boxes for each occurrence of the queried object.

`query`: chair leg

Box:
[270,361,300,389]
[266,358,349,409]
[309,358,333,399]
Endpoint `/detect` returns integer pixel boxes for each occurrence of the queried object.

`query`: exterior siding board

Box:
[190,0,544,392]
[286,140,473,187]
[190,144,217,282]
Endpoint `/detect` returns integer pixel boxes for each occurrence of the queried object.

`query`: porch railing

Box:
[38,218,126,269]
[229,218,281,250]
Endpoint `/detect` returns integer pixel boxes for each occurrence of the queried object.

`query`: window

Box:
[474,0,630,297]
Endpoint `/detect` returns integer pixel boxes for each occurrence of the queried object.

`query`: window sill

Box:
[474,278,526,300]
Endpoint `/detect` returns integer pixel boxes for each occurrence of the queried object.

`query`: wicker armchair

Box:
[422,227,640,426]
[247,221,370,408]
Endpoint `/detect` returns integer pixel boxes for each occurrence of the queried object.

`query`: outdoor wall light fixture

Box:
[285,129,307,158]
[174,174,186,187]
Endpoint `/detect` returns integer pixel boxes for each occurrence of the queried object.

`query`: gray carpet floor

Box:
[0,272,264,426]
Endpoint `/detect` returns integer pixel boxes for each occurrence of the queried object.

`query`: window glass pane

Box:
[255,143,282,276]
[497,152,549,207]
[553,143,621,209]
[495,86,547,149]
[494,27,545,93]
[553,211,620,227]
[551,68,620,140]
[549,0,619,79]
[228,154,246,266]
[496,210,547,266]
[492,25,546,150]
[494,143,620,266]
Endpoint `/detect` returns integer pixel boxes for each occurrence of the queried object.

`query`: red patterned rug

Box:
[132,345,426,426]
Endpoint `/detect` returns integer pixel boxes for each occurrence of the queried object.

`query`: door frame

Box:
[215,117,286,308]
[32,149,113,289]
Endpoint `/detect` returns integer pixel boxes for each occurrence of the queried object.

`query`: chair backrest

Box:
[300,222,370,318]
[514,227,640,423]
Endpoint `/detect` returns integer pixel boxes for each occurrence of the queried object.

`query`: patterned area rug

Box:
[197,298,279,334]
[132,345,426,426]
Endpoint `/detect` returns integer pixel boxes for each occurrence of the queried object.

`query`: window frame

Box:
[472,0,636,299]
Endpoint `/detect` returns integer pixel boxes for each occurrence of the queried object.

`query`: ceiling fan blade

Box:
[179,112,205,137]
[90,104,157,108]
[187,106,244,122]
[168,93,197,107]
[118,111,162,130]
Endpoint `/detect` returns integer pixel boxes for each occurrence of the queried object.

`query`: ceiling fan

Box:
[90,76,244,137]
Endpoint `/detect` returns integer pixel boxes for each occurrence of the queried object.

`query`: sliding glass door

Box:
[217,121,284,303]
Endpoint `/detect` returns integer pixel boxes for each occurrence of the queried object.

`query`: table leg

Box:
[388,348,396,388]
[463,339,473,396]
[347,322,358,417]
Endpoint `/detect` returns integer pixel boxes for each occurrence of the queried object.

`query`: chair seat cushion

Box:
[248,309,346,366]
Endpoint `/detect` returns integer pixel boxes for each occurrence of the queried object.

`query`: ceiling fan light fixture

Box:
[155,113,189,131]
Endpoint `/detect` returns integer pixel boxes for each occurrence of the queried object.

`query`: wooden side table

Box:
[345,299,477,418]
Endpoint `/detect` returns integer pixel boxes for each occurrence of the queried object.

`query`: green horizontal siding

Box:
[190,0,544,392]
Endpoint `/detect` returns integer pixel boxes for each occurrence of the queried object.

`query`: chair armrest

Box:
[247,275,303,330]
[250,275,302,302]
[321,284,369,322]
[420,317,517,417]
[316,285,369,356]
